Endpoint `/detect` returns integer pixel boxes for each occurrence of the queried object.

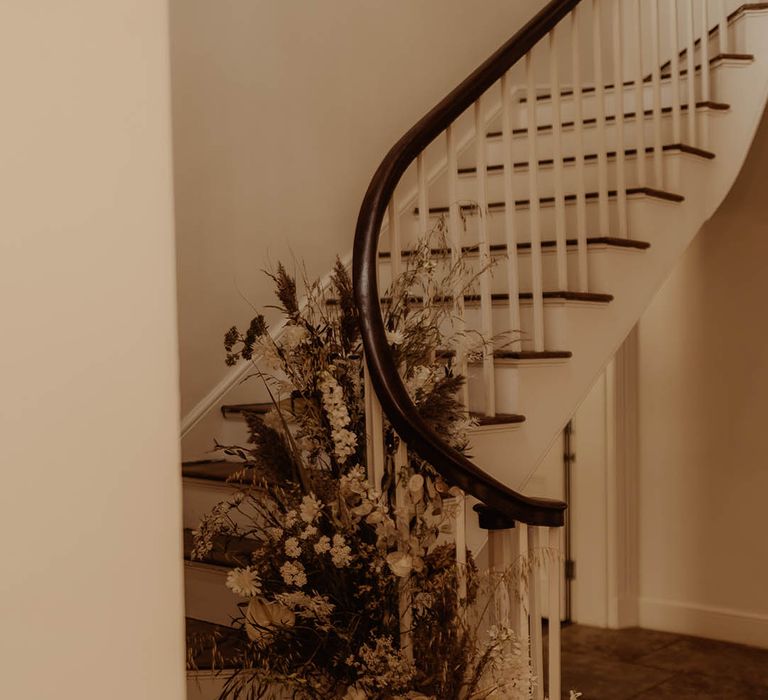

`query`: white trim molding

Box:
[639,597,768,650]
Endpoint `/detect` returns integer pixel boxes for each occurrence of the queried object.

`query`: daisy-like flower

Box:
[299,494,322,523]
[330,534,352,567]
[280,561,307,587]
[314,535,331,555]
[225,567,262,597]
[284,537,301,558]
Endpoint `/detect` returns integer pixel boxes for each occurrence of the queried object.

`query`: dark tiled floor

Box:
[186,618,768,697]
[561,625,768,699]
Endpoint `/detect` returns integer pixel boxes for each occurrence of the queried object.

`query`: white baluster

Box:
[549,26,568,288]
[718,0,729,54]
[526,51,545,352]
[512,523,533,696]
[446,124,470,408]
[592,0,610,236]
[700,0,711,147]
[612,0,629,239]
[388,196,402,280]
[547,527,563,700]
[649,0,665,188]
[501,72,523,344]
[417,153,428,237]
[394,439,413,660]
[488,529,510,625]
[669,0,683,144]
[455,490,467,604]
[686,0,698,147]
[474,98,496,416]
[528,526,545,700]
[571,6,589,291]
[363,364,386,490]
[633,0,648,187]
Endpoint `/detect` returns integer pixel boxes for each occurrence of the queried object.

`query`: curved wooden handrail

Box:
[352,0,582,528]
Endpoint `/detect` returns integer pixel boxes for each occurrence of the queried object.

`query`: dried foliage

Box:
[191,229,551,699]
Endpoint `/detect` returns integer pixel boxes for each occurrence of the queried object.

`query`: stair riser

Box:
[433,149,692,206]
[184,478,242,530]
[482,107,721,165]
[379,245,643,297]
[187,673,231,700]
[510,74,703,127]
[185,563,241,627]
[399,188,683,251]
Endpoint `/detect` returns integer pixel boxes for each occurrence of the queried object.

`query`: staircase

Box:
[182,1,768,697]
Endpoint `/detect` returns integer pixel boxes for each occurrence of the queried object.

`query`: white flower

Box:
[284,537,301,558]
[225,567,262,597]
[280,560,307,587]
[276,591,335,622]
[255,337,283,372]
[386,551,413,578]
[319,371,358,464]
[386,328,405,346]
[343,686,366,700]
[284,510,298,528]
[300,524,318,540]
[407,474,424,496]
[330,534,352,567]
[314,536,331,554]
[266,527,284,541]
[244,597,295,642]
[299,494,323,523]
[281,324,308,350]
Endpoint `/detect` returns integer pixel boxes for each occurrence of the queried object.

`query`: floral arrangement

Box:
[189,232,570,699]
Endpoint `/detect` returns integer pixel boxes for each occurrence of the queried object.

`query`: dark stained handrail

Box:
[352,0,585,528]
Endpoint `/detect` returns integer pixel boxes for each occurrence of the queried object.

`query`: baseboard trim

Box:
[638,597,768,649]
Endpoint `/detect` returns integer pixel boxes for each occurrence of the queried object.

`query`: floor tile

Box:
[561,624,680,663]
[629,671,768,699]
[636,636,768,688]
[561,650,675,700]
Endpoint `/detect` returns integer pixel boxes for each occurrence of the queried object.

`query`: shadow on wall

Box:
[169,0,552,416]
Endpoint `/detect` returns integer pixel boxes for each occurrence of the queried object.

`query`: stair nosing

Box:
[379,236,650,261]
[519,52,753,103]
[417,187,683,216]
[456,143,714,176]
[487,101,730,140]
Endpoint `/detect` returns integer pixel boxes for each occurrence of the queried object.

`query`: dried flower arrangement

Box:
[189,230,570,699]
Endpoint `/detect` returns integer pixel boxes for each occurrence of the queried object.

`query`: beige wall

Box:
[0,2,186,697]
[636,109,768,647]
[171,0,549,416]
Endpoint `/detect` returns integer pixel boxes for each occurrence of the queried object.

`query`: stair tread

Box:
[438,348,573,361]
[474,412,526,426]
[457,144,714,175]
[327,290,613,306]
[184,528,258,568]
[487,101,729,139]
[187,617,243,670]
[379,236,650,260]
[221,401,271,417]
[211,406,525,430]
[419,187,683,215]
[520,53,752,102]
[182,460,247,481]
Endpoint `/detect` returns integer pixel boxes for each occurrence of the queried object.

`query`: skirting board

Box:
[639,597,768,649]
